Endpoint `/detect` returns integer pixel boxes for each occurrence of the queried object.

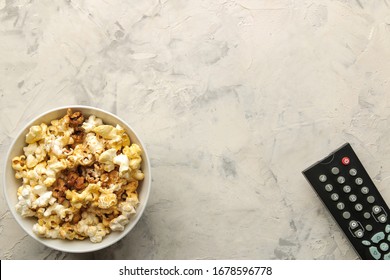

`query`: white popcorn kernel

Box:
[43,177,56,187]
[89,224,107,243]
[26,125,46,144]
[99,148,117,172]
[98,148,117,163]
[129,158,141,170]
[85,133,104,154]
[32,191,52,208]
[109,215,129,231]
[51,137,65,157]
[47,158,67,173]
[119,201,136,218]
[32,185,47,196]
[15,200,35,217]
[34,162,47,175]
[33,224,46,235]
[93,125,115,139]
[98,193,117,209]
[33,224,60,239]
[113,154,129,174]
[12,156,27,171]
[131,169,144,180]
[44,204,73,221]
[23,143,38,156]
[82,115,103,133]
[35,144,47,162]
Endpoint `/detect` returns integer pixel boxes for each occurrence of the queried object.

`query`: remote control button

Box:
[378,214,387,223]
[331,193,339,201]
[319,175,327,182]
[365,224,373,231]
[342,157,350,165]
[367,196,375,203]
[355,178,363,185]
[373,206,382,214]
[349,220,359,229]
[343,211,351,219]
[349,168,357,176]
[325,184,333,192]
[385,225,390,234]
[349,194,357,202]
[371,232,385,244]
[337,176,345,184]
[384,253,390,260]
[369,246,381,260]
[364,212,371,219]
[362,240,371,246]
[361,187,369,194]
[355,203,363,211]
[337,202,345,210]
[331,167,340,175]
[343,185,351,193]
[380,243,389,251]
[354,229,364,238]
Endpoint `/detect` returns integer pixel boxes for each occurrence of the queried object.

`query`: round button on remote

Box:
[373,206,382,214]
[325,184,333,192]
[331,167,340,175]
[355,203,363,211]
[380,243,389,252]
[342,157,350,165]
[337,202,345,210]
[366,224,373,231]
[349,220,358,229]
[379,215,387,223]
[337,176,346,184]
[343,185,351,193]
[349,194,357,202]
[349,168,357,176]
[343,211,351,219]
[361,187,369,195]
[354,229,364,238]
[364,212,371,219]
[331,193,339,201]
[319,175,327,182]
[367,196,375,203]
[355,178,363,185]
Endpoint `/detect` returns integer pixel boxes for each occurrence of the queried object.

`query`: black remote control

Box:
[302,143,390,260]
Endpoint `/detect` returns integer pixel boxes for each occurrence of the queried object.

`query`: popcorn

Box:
[25,123,47,144]
[85,133,104,154]
[82,115,103,133]
[113,154,129,175]
[98,148,117,172]
[109,215,129,231]
[11,109,144,242]
[93,125,130,150]
[12,155,26,171]
[31,191,52,208]
[98,191,117,209]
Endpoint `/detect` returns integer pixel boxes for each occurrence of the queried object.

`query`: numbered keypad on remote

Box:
[303,143,390,260]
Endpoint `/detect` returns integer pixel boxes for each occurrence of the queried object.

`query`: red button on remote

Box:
[342,157,350,165]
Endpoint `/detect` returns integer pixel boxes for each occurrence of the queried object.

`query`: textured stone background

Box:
[1,0,390,259]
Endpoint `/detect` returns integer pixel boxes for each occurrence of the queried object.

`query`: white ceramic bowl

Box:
[3,105,151,253]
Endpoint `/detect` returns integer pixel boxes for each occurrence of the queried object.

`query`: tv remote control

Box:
[302,143,390,260]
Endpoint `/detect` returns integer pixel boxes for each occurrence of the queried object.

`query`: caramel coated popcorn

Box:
[12,109,144,243]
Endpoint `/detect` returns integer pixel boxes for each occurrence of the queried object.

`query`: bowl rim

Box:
[3,105,152,253]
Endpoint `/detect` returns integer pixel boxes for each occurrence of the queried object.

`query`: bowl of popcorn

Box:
[3,106,151,253]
